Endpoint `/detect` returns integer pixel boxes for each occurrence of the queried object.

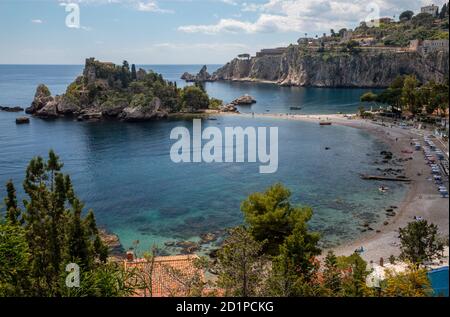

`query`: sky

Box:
[0,0,447,64]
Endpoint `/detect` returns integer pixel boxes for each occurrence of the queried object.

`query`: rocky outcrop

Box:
[27,58,181,122]
[36,96,60,118]
[181,65,213,82]
[231,94,256,105]
[219,104,238,112]
[1,106,24,112]
[15,116,30,124]
[26,84,53,114]
[120,97,168,122]
[99,229,124,258]
[212,46,449,87]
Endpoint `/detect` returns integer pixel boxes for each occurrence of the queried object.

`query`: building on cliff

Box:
[410,39,449,54]
[238,53,250,60]
[421,4,439,17]
[256,47,287,57]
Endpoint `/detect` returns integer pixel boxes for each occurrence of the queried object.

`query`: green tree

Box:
[267,221,321,296]
[216,226,265,297]
[4,180,21,225]
[381,265,432,297]
[399,220,444,264]
[180,86,210,110]
[439,3,448,19]
[131,64,137,81]
[20,150,107,295]
[337,252,371,296]
[209,98,223,110]
[401,75,420,114]
[323,251,342,295]
[360,92,378,103]
[412,13,434,28]
[0,222,31,296]
[241,183,318,256]
[399,10,414,21]
[120,60,131,88]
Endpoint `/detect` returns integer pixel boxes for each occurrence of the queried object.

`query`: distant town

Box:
[237,4,449,59]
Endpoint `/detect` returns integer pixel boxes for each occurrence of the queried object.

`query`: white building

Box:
[421,4,439,17]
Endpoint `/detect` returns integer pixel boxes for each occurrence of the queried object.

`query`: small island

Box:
[26,58,222,122]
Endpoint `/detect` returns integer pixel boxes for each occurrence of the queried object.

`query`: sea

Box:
[0,64,407,253]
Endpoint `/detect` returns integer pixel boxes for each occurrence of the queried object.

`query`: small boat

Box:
[289,106,302,110]
[379,186,389,193]
[319,121,332,126]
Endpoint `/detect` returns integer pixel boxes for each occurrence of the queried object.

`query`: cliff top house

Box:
[256,47,287,57]
[123,253,204,297]
[237,53,250,60]
[409,39,449,54]
[371,17,394,24]
[421,4,439,17]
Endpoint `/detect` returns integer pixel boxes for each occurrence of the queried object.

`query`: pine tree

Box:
[20,150,108,295]
[323,251,342,295]
[131,64,137,81]
[216,227,265,297]
[4,179,21,224]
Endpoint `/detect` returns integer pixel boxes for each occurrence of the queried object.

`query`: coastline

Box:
[210,111,449,263]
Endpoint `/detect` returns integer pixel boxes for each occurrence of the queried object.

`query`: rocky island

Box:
[26,58,218,122]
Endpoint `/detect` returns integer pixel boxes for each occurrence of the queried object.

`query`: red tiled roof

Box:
[124,254,204,297]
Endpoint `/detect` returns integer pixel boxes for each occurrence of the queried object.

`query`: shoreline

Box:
[210,111,449,263]
[5,110,448,263]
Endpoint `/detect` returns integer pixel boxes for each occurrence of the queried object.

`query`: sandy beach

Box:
[213,111,449,263]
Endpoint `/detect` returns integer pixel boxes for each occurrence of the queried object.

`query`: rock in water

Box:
[26,84,53,114]
[99,229,124,258]
[15,116,30,124]
[180,65,212,82]
[231,94,256,105]
[36,97,60,118]
[1,106,24,112]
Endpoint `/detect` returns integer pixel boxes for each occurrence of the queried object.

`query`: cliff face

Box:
[212,46,449,87]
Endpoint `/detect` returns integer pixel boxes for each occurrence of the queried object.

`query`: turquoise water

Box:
[0,64,374,114]
[0,65,406,252]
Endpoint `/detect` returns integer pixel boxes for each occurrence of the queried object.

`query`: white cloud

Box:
[179,0,448,35]
[31,19,44,24]
[153,42,249,50]
[57,0,173,13]
[220,0,238,5]
[136,1,173,13]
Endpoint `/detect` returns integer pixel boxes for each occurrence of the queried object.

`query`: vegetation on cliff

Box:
[360,75,449,119]
[26,58,221,121]
[209,4,448,88]
[352,6,449,47]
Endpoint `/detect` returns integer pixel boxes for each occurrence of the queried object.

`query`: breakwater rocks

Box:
[163,230,225,254]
